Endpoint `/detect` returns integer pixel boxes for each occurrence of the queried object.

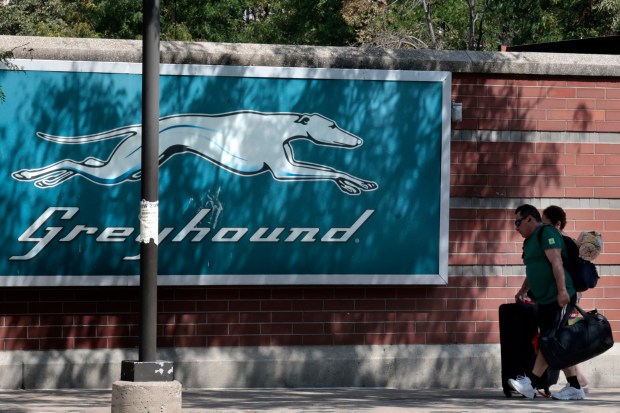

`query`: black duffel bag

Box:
[540,303,614,370]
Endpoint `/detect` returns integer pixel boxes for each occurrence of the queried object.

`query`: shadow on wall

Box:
[168,345,503,389]
[1,342,504,389]
[13,327,616,390]
[4,48,446,280]
[2,338,617,389]
[1,43,494,389]
[449,72,602,257]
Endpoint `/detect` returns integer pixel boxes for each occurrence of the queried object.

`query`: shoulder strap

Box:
[536,224,547,250]
[536,225,551,264]
[538,224,569,269]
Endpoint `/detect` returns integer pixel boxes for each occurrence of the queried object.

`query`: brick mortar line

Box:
[452,129,620,143]
[449,264,620,277]
[449,197,620,209]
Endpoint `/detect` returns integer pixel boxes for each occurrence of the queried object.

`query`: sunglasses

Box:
[515,216,530,227]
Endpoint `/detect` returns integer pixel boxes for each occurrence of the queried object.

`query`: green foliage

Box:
[160,0,355,45]
[483,0,619,48]
[0,0,99,37]
[160,1,249,43]
[0,49,19,103]
[82,0,143,39]
[557,0,618,39]
[0,0,618,50]
[342,0,432,48]
[432,0,470,49]
[250,0,355,45]
[596,0,620,32]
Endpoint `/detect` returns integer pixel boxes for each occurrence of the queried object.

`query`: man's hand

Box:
[515,287,529,302]
[557,288,570,306]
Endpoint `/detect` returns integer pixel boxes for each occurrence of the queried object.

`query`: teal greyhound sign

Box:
[0,61,451,286]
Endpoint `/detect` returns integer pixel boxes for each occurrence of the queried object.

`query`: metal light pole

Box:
[113,4,179,407]
[139,0,160,363]
[118,0,173,382]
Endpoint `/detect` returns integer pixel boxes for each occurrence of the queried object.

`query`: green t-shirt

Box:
[523,225,575,305]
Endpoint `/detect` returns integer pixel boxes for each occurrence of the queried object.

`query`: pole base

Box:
[112,380,182,413]
[120,360,174,382]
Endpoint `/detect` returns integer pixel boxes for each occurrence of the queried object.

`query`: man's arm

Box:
[515,278,530,302]
[545,247,570,306]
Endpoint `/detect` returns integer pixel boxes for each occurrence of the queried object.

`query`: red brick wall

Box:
[453,74,620,132]
[450,207,620,266]
[449,73,620,345]
[451,141,620,199]
[1,73,619,351]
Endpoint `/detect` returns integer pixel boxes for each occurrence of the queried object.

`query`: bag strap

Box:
[571,303,588,318]
[548,302,588,337]
[537,225,550,260]
[548,302,574,336]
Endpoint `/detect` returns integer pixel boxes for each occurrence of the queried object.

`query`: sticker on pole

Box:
[139,200,159,245]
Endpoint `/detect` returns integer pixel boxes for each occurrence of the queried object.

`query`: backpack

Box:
[537,225,599,292]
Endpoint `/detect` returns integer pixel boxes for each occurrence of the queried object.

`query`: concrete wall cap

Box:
[2,35,619,76]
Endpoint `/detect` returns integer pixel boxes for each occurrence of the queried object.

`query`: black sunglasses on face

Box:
[515,216,529,227]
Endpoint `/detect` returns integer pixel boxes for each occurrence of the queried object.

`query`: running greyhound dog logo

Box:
[12,111,378,195]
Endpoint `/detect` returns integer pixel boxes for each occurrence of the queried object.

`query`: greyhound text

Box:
[10,207,376,261]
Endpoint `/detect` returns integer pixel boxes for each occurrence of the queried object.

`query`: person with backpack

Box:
[510,204,585,400]
[541,207,601,293]
[541,205,589,393]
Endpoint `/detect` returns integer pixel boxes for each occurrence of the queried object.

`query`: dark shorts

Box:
[537,295,577,336]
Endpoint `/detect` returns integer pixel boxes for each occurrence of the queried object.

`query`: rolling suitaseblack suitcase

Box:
[499,302,560,397]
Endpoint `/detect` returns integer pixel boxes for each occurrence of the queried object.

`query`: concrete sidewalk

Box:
[1,387,620,412]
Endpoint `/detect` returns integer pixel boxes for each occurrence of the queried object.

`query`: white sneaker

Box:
[551,384,586,400]
[508,375,536,399]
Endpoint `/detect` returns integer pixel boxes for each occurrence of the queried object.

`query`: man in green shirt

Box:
[509,204,584,400]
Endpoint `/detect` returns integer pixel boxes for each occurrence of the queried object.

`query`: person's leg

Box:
[550,298,586,400]
[506,351,548,398]
[529,302,557,389]
[532,351,549,378]
[575,364,589,391]
[553,367,585,400]
[508,375,536,399]
[562,365,583,391]
[507,304,555,399]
